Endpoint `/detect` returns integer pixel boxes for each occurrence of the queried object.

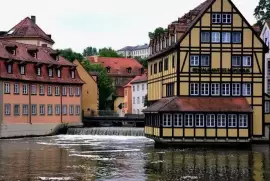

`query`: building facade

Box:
[123,76,140,114]
[131,74,147,114]
[144,0,268,145]
[0,16,54,48]
[117,44,150,58]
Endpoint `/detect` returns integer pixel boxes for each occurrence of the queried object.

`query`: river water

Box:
[0,135,270,181]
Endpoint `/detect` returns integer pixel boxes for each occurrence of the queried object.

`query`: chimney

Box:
[31,16,36,24]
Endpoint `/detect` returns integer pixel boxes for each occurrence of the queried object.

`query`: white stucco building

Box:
[117,44,150,58]
[261,21,270,94]
[131,74,147,114]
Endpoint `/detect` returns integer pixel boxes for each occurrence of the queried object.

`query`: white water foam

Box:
[76,149,141,153]
[38,177,73,181]
[69,153,116,160]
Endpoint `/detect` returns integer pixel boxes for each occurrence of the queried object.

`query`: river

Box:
[0,135,270,181]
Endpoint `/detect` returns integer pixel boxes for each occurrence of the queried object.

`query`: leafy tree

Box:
[82,59,115,110]
[57,48,84,62]
[254,0,270,28]
[98,47,123,57]
[148,27,168,39]
[83,46,98,57]
[134,56,148,68]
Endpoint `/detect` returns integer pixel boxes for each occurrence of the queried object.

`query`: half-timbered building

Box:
[143,0,268,145]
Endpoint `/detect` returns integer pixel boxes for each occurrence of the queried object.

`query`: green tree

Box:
[83,46,98,57]
[254,0,270,28]
[82,60,115,110]
[148,27,168,39]
[134,56,148,68]
[57,48,84,62]
[98,47,123,57]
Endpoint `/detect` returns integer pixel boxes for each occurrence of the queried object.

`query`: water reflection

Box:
[0,136,269,181]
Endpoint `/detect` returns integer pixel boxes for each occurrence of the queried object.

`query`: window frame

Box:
[185,114,194,127]
[22,84,28,95]
[31,104,37,116]
[4,82,10,94]
[163,114,172,127]
[47,104,53,115]
[212,13,221,24]
[228,114,237,128]
[239,114,248,128]
[217,114,226,128]
[232,32,242,44]
[55,105,60,115]
[4,104,11,115]
[174,114,183,127]
[195,114,204,127]
[211,32,221,43]
[190,83,199,96]
[206,114,215,127]
[14,104,20,116]
[14,83,19,94]
[40,104,45,115]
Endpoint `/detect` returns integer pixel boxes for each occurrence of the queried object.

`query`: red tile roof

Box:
[0,40,83,84]
[87,56,144,76]
[0,17,54,44]
[143,97,252,113]
[124,76,141,87]
[131,73,147,84]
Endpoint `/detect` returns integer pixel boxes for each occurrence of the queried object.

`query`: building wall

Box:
[147,0,265,137]
[261,24,270,94]
[9,38,53,48]
[123,87,132,114]
[73,60,98,114]
[132,82,147,114]
[1,81,82,124]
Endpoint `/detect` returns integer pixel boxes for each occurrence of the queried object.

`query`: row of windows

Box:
[7,64,75,78]
[4,104,80,116]
[190,83,251,96]
[146,113,248,128]
[4,83,80,96]
[201,31,242,43]
[212,13,232,24]
[190,55,251,67]
[133,96,145,104]
[151,56,175,75]
[132,83,147,92]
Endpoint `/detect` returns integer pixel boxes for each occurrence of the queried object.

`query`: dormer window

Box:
[50,52,60,61]
[48,68,53,77]
[71,70,75,79]
[12,50,16,55]
[37,67,41,76]
[27,48,38,58]
[7,64,12,74]
[106,67,111,73]
[20,65,25,75]
[5,45,17,55]
[127,67,132,73]
[57,69,61,78]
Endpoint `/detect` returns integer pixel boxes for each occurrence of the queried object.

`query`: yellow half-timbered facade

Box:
[143,0,268,145]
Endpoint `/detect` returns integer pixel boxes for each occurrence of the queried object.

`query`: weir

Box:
[67,127,145,136]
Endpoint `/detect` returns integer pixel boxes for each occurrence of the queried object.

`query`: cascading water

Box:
[67,127,145,136]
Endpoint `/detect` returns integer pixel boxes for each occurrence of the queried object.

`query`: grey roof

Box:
[117,44,149,51]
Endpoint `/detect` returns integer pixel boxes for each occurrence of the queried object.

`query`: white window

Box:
[137,97,140,104]
[55,86,60,96]
[133,86,135,92]
[69,105,74,115]
[242,83,251,96]
[69,87,73,96]
[174,114,183,127]
[201,55,210,66]
[217,114,226,127]
[142,84,145,90]
[185,114,193,127]
[48,105,53,115]
[222,14,231,23]
[133,97,135,104]
[31,104,37,115]
[211,83,220,96]
[190,83,199,95]
[266,102,270,113]
[7,64,12,73]
[222,32,231,43]
[232,83,241,96]
[55,105,60,115]
[23,105,28,115]
[190,55,199,66]
[71,71,75,78]
[206,114,215,127]
[62,87,67,96]
[222,83,230,96]
[232,56,241,66]
[137,85,139,91]
[201,83,209,96]
[228,114,237,127]
[76,105,80,115]
[37,67,41,76]
[195,114,204,127]
[243,56,252,67]
[201,32,210,43]
[14,105,20,116]
[4,104,11,115]
[48,68,53,77]
[211,32,220,42]
[20,66,25,75]
[39,85,44,95]
[40,105,45,115]
[23,84,28,95]
[163,114,172,127]
[48,86,52,95]
[232,32,242,43]
[62,105,67,115]
[76,87,80,96]
[31,85,36,95]
[14,83,19,94]
[57,69,61,78]
[239,114,248,128]
[4,82,10,94]
[212,13,221,23]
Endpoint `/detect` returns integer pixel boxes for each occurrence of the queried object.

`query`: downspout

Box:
[29,83,32,124]
[60,85,63,123]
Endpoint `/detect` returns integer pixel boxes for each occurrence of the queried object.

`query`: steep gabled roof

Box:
[1,16,54,44]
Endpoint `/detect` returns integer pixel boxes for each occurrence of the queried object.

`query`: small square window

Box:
[57,69,61,78]
[14,104,20,116]
[31,104,37,115]
[201,32,210,43]
[71,70,75,78]
[20,65,25,75]
[7,64,12,74]
[232,32,242,43]
[212,13,221,23]
[37,67,41,76]
[222,14,231,24]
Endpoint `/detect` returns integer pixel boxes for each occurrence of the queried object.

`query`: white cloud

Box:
[0,0,259,53]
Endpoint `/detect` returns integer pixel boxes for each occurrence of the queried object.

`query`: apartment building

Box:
[131,74,147,114]
[117,44,150,58]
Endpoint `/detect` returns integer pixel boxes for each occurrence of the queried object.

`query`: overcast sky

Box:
[0,0,259,53]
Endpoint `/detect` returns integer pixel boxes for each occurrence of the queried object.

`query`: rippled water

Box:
[0,135,270,181]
